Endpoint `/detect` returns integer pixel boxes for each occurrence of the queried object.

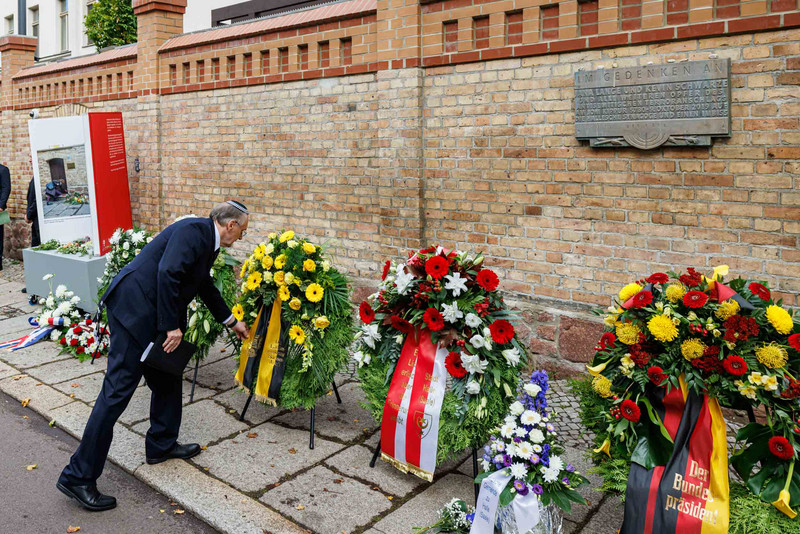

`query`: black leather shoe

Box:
[146,443,202,465]
[56,481,117,511]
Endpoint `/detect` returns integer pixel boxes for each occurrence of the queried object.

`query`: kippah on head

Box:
[226,200,249,214]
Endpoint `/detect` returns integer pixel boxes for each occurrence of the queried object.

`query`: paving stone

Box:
[189,357,239,391]
[0,342,72,369]
[195,422,344,493]
[580,494,624,534]
[54,371,105,402]
[272,382,378,442]
[49,400,92,437]
[133,399,248,446]
[0,359,19,380]
[365,473,474,534]
[0,314,38,336]
[262,465,393,533]
[136,459,309,534]
[212,387,285,425]
[0,374,74,414]
[325,444,428,498]
[26,356,106,384]
[0,283,27,306]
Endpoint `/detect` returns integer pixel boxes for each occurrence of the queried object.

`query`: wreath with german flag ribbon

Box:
[355,246,527,475]
[580,266,800,527]
[234,231,353,409]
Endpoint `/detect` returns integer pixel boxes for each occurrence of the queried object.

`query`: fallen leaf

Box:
[229,409,236,414]
[22,415,29,419]
[71,384,81,388]
[270,464,275,467]
[295,504,306,510]
[69,394,76,398]
[174,509,185,515]
[387,496,393,500]
[170,502,177,506]
[241,499,247,503]
[204,467,209,471]
[159,510,165,513]
[49,420,56,427]
[333,478,343,484]
[66,527,81,533]
[353,419,359,423]
[35,382,43,386]
[12,375,25,380]
[21,398,30,407]
[26,464,37,471]
[200,446,207,450]
[288,448,297,454]
[247,432,258,438]
[220,348,226,353]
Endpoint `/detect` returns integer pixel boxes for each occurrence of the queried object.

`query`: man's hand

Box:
[163,328,183,353]
[231,321,249,340]
[25,217,31,224]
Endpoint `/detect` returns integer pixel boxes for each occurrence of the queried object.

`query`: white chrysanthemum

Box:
[514,427,527,438]
[481,459,491,472]
[466,380,480,395]
[516,442,533,460]
[502,347,520,366]
[549,455,564,473]
[543,466,560,483]
[130,231,145,244]
[509,401,524,416]
[353,351,371,368]
[500,423,516,439]
[506,443,518,457]
[42,273,54,281]
[470,334,485,349]
[395,270,415,295]
[505,415,516,425]
[520,410,541,426]
[524,383,542,397]
[441,302,463,323]
[444,272,468,297]
[110,229,122,244]
[50,329,61,341]
[460,352,487,374]
[55,285,68,298]
[465,313,482,328]
[510,463,528,480]
[45,296,55,308]
[361,323,382,349]
[54,302,73,318]
[528,428,545,444]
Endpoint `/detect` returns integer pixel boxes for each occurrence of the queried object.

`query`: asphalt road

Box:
[0,391,220,534]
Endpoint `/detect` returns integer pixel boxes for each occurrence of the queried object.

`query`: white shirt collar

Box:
[213,223,220,251]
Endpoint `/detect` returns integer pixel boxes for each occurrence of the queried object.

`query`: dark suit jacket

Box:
[102,217,230,344]
[26,178,37,221]
[0,165,11,210]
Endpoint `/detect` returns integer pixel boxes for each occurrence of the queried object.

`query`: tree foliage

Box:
[84,0,137,51]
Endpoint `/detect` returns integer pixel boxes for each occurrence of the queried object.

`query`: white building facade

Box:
[0,0,242,63]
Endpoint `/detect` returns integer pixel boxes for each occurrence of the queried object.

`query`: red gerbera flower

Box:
[631,290,654,308]
[749,282,771,301]
[359,301,375,324]
[647,366,667,386]
[722,355,747,377]
[445,351,467,378]
[425,256,450,280]
[620,400,641,423]
[390,315,413,334]
[769,436,794,461]
[683,291,709,309]
[69,339,78,347]
[423,307,445,331]
[381,260,391,281]
[476,269,500,292]
[489,320,515,344]
[646,273,669,284]
[789,334,800,352]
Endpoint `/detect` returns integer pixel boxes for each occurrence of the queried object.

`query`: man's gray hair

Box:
[210,201,248,225]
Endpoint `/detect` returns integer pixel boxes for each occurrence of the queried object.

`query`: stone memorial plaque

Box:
[575,59,731,149]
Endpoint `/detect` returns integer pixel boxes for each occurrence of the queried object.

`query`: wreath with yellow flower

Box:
[579,266,800,522]
[236,230,353,409]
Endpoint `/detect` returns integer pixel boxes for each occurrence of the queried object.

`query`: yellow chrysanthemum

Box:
[616,322,642,345]
[303,259,316,272]
[261,255,274,270]
[278,285,291,301]
[314,316,330,329]
[279,231,295,243]
[239,260,250,278]
[232,304,244,322]
[665,283,687,304]
[303,243,316,254]
[253,245,266,261]
[275,254,287,269]
[289,298,302,311]
[306,283,324,303]
[294,277,303,286]
[619,283,643,303]
[592,375,614,398]
[766,305,794,334]
[681,338,706,361]
[756,343,788,369]
[715,299,740,321]
[648,315,679,343]
[288,325,306,345]
[246,271,263,291]
[274,271,285,285]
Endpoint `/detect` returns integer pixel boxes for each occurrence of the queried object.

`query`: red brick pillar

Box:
[0,36,37,111]
[131,0,186,230]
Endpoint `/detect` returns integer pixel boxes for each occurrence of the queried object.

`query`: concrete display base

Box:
[22,248,106,313]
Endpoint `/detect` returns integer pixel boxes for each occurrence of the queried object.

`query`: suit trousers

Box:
[58,307,184,486]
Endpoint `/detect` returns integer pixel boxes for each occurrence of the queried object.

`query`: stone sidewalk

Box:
[0,272,622,534]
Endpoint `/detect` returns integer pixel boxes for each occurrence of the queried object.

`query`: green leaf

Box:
[641,397,674,444]
[631,413,674,469]
[498,483,515,507]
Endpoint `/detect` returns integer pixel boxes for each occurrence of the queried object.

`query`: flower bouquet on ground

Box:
[355,246,526,480]
[580,266,800,532]
[234,230,353,408]
[413,498,476,533]
[184,249,241,361]
[54,318,110,362]
[474,370,587,534]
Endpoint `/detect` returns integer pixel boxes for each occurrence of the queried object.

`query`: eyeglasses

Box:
[232,220,247,238]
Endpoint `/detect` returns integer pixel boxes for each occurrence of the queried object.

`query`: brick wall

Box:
[0,0,798,373]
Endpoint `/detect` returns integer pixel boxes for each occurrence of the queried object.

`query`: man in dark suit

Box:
[0,163,11,270]
[26,177,40,247]
[57,201,250,511]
